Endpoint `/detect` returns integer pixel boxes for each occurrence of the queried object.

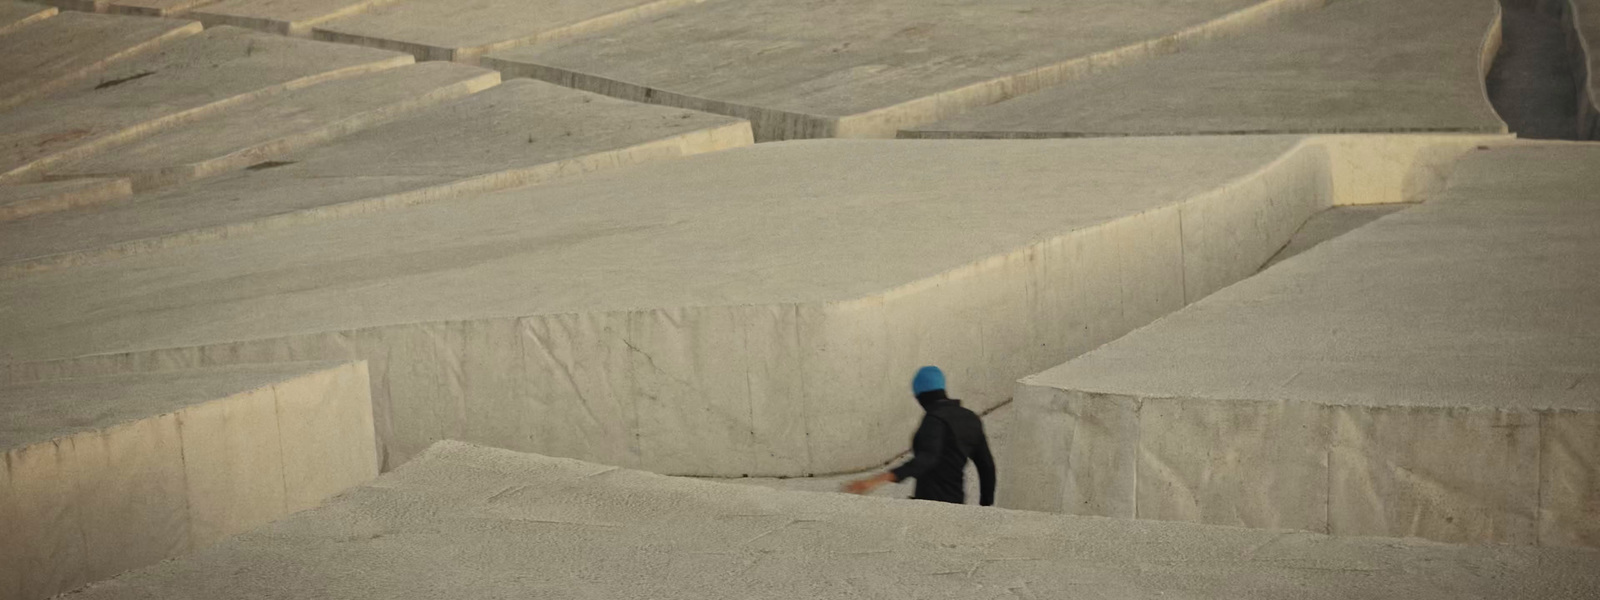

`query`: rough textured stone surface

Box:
[0,178,130,223]
[191,0,396,37]
[905,0,1506,138]
[61,442,1600,600]
[0,26,413,184]
[0,1,56,35]
[313,0,705,64]
[47,61,501,191]
[484,0,1327,140]
[0,362,376,600]
[1007,143,1600,548]
[0,135,1489,477]
[0,78,751,274]
[37,0,212,16]
[0,11,199,111]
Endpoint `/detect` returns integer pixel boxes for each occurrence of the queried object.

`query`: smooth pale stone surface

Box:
[0,362,376,600]
[63,442,1600,600]
[313,0,703,64]
[0,79,751,274]
[192,0,399,37]
[0,1,56,35]
[0,12,200,112]
[1008,143,1600,547]
[47,62,501,192]
[0,135,1471,477]
[0,177,131,222]
[905,0,1506,138]
[0,26,413,184]
[483,0,1326,141]
[1260,204,1408,268]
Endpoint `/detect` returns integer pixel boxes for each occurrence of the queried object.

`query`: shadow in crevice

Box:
[1486,0,1583,139]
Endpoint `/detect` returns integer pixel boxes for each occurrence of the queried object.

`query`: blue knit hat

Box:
[911,366,945,395]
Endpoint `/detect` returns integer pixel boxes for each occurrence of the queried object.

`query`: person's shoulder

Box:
[935,401,981,420]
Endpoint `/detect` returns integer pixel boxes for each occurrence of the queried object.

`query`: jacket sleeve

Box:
[889,416,945,482]
[971,428,997,506]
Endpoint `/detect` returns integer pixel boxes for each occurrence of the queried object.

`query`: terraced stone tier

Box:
[0,26,412,184]
[0,362,376,600]
[0,1,56,35]
[191,0,396,37]
[1006,143,1600,548]
[63,442,1600,599]
[905,0,1506,138]
[0,135,1491,477]
[0,177,130,222]
[48,61,501,192]
[312,0,703,64]
[0,11,199,111]
[0,78,752,275]
[483,0,1325,141]
[38,0,214,16]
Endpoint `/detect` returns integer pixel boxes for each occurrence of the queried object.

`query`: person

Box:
[842,366,996,505]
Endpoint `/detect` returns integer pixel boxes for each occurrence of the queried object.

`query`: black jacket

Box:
[889,390,996,505]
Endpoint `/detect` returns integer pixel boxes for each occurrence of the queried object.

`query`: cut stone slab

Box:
[0,362,376,600]
[0,1,56,36]
[62,441,1600,600]
[313,0,705,64]
[483,0,1326,140]
[1006,143,1600,548]
[905,0,1507,138]
[0,26,413,184]
[190,0,398,37]
[0,135,1493,477]
[0,78,752,274]
[0,11,200,112]
[743,200,1407,500]
[39,0,215,16]
[0,177,130,222]
[47,61,501,192]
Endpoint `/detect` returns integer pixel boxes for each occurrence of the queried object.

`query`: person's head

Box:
[911,366,946,405]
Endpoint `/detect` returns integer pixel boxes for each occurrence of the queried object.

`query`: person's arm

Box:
[843,416,945,495]
[971,431,997,507]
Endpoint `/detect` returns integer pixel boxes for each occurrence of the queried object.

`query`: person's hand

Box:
[842,472,895,495]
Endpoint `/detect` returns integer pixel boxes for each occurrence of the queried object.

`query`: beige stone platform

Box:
[0,26,411,184]
[190,0,396,37]
[483,0,1326,141]
[0,1,56,35]
[0,177,129,222]
[0,362,376,600]
[905,0,1506,138]
[0,135,1494,477]
[1006,143,1600,548]
[0,78,751,275]
[0,11,199,111]
[47,61,500,192]
[63,441,1600,600]
[312,0,703,64]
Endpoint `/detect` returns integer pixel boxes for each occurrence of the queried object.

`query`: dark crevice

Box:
[93,71,156,90]
[245,160,297,171]
[1486,0,1582,139]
